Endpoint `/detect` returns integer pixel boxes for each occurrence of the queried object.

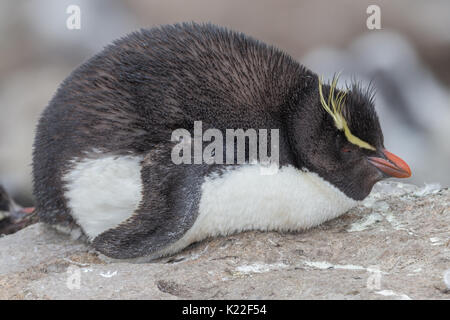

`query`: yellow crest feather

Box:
[318,74,376,151]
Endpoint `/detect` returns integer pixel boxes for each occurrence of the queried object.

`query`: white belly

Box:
[63,155,357,258]
[63,154,143,239]
[159,164,358,257]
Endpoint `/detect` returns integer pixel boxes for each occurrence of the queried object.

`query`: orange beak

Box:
[368,149,411,178]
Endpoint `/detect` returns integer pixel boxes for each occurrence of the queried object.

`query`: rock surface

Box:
[0,182,449,300]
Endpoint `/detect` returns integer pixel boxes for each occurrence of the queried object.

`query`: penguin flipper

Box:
[92,147,209,259]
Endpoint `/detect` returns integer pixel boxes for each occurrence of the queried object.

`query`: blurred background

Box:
[0,0,449,206]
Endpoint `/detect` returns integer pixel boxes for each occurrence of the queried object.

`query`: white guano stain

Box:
[303,260,388,274]
[347,212,383,232]
[99,271,118,278]
[235,262,289,274]
[375,290,411,300]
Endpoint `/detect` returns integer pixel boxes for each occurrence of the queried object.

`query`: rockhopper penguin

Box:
[32,23,411,260]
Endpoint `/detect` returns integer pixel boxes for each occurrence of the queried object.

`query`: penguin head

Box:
[288,74,411,200]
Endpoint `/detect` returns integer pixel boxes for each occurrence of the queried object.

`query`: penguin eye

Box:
[340,143,355,153]
[341,147,352,153]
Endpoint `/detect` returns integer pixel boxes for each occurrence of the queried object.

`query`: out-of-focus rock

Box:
[0,181,448,299]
